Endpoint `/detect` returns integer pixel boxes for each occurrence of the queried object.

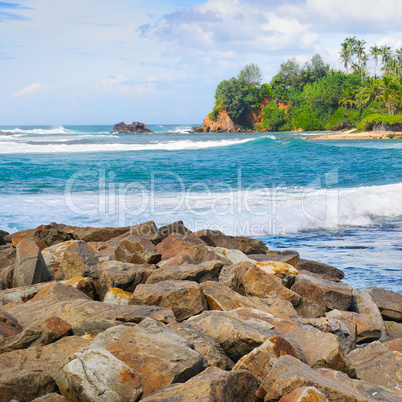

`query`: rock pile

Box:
[0,221,400,401]
[112,122,153,134]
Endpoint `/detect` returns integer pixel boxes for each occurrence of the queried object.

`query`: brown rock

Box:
[291,274,353,311]
[299,258,345,280]
[167,322,234,370]
[231,236,269,255]
[366,286,402,322]
[141,366,260,402]
[220,261,301,306]
[193,229,237,249]
[71,319,121,337]
[153,220,192,244]
[0,308,22,339]
[92,319,204,397]
[55,346,142,402]
[201,280,297,320]
[185,308,283,361]
[79,226,130,242]
[0,246,15,270]
[104,221,157,247]
[103,287,132,305]
[30,282,92,302]
[0,370,57,402]
[63,276,96,299]
[146,260,223,284]
[42,240,76,276]
[0,230,8,246]
[13,238,51,287]
[97,259,155,300]
[255,260,299,287]
[4,228,32,244]
[385,320,402,339]
[279,386,328,402]
[5,298,176,329]
[251,249,300,268]
[384,338,402,353]
[294,297,325,318]
[130,280,207,321]
[115,237,161,265]
[346,341,402,389]
[57,240,100,280]
[233,335,299,380]
[284,325,355,376]
[25,224,74,249]
[0,264,13,289]
[193,107,243,133]
[257,355,373,401]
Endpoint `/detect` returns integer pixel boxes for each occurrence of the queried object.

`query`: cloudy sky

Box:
[1,0,402,125]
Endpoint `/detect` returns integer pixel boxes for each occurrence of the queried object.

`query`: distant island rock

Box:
[112,121,153,134]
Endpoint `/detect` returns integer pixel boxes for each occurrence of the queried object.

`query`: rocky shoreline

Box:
[307,130,402,140]
[0,221,400,401]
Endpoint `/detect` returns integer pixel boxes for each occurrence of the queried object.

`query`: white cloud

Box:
[100,75,158,96]
[13,82,49,97]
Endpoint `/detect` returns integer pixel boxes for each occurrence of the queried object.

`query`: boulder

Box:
[92,320,204,397]
[77,226,130,242]
[0,309,22,339]
[255,260,299,287]
[0,281,58,305]
[299,258,345,280]
[153,220,192,244]
[167,322,234,370]
[284,325,355,376]
[55,346,142,402]
[42,240,76,275]
[385,320,402,339]
[279,386,328,402]
[185,308,287,362]
[24,224,74,249]
[141,366,260,402]
[0,230,8,246]
[57,240,100,280]
[0,371,57,402]
[200,280,297,320]
[220,261,300,306]
[193,229,237,249]
[346,341,402,389]
[30,282,92,302]
[232,335,299,380]
[0,246,15,270]
[384,338,402,353]
[366,286,402,322]
[71,319,121,338]
[0,264,13,289]
[103,287,132,305]
[63,276,96,299]
[130,280,207,321]
[113,121,153,134]
[291,273,353,311]
[250,249,300,268]
[230,236,269,255]
[97,260,155,300]
[3,228,32,245]
[115,237,161,265]
[294,297,325,318]
[257,355,373,401]
[146,260,223,284]
[32,394,66,402]
[13,238,51,287]
[5,298,176,329]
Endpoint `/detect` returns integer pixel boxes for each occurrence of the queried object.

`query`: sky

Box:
[1,0,402,125]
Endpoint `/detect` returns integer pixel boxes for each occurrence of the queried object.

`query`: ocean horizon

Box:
[1,124,401,293]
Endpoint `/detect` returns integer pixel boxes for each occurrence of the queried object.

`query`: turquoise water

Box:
[0,124,401,292]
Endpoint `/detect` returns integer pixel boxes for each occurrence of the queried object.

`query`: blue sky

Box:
[1,0,402,125]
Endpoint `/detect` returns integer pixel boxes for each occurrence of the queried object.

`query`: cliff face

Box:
[193,97,271,133]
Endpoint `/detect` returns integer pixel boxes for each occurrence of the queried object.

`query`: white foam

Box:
[5,126,70,135]
[0,137,259,154]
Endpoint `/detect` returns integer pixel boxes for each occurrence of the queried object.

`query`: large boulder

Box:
[97,260,155,300]
[200,280,297,319]
[146,260,223,284]
[385,320,402,339]
[193,229,237,249]
[92,319,204,397]
[230,236,269,255]
[250,249,299,268]
[366,286,402,322]
[141,366,260,402]
[299,258,345,280]
[42,240,76,276]
[23,225,74,249]
[279,386,328,402]
[55,346,142,402]
[0,309,22,339]
[0,246,15,270]
[257,355,373,401]
[56,240,100,280]
[232,335,300,380]
[113,121,153,134]
[346,341,402,389]
[291,273,353,311]
[129,280,207,321]
[13,238,51,287]
[115,237,161,265]
[0,230,8,246]
[71,226,130,242]
[185,307,290,362]
[32,393,66,401]
[220,261,300,306]
[153,220,192,244]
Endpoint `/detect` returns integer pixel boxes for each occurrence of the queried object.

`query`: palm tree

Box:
[339,87,357,109]
[370,45,381,77]
[380,45,392,68]
[395,48,402,76]
[339,43,351,74]
[354,39,366,82]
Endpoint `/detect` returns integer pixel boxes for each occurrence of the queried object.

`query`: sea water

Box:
[0,124,401,292]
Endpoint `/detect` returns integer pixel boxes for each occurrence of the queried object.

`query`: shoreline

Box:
[306,129,402,140]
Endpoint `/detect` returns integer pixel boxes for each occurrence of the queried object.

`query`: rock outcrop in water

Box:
[113,121,153,134]
[0,221,400,400]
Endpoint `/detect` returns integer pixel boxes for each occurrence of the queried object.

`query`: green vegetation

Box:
[212,37,402,132]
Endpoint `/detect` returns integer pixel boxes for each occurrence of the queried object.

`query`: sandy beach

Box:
[307,129,402,140]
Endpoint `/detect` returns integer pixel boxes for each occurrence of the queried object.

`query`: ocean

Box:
[0,124,401,293]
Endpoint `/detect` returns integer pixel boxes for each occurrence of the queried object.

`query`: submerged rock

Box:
[112,121,153,134]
